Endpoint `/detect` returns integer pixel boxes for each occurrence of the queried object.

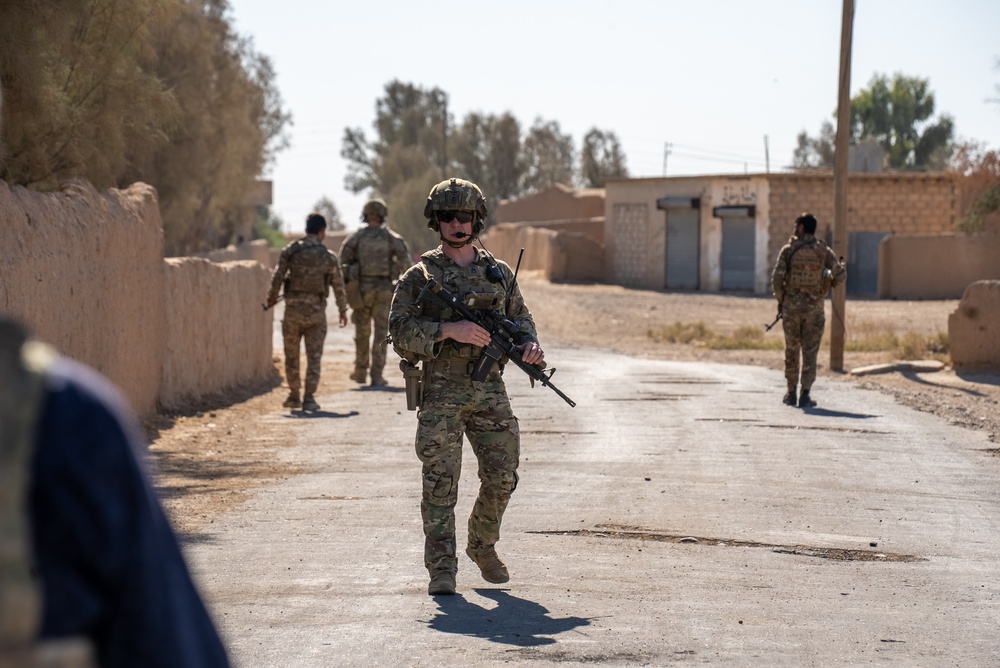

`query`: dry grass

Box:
[648,319,949,360]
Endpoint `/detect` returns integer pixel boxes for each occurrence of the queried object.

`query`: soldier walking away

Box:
[340,199,410,387]
[266,212,348,412]
[770,212,846,408]
[388,178,546,596]
[0,318,230,667]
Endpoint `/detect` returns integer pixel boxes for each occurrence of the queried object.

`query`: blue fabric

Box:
[29,356,229,668]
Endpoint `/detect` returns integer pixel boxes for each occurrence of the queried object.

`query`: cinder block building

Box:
[604,172,959,295]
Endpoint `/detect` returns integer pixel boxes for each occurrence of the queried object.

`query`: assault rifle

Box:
[417,277,576,408]
[262,294,284,311]
[765,303,782,331]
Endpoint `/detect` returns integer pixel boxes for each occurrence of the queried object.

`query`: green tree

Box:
[793,73,954,171]
[341,80,449,252]
[950,141,1000,232]
[579,128,628,187]
[792,120,835,169]
[0,0,291,256]
[851,73,953,169]
[252,206,286,248]
[312,195,345,231]
[0,0,179,189]
[126,0,291,255]
[521,118,575,192]
[451,111,524,219]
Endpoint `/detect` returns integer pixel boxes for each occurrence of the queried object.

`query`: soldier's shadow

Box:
[427,589,591,647]
[283,409,359,419]
[354,386,405,394]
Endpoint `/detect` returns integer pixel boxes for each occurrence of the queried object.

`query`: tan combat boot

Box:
[427,572,456,596]
[466,546,509,583]
[282,392,301,409]
[349,368,366,383]
[301,396,320,411]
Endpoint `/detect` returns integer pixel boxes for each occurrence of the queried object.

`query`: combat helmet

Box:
[424,178,488,236]
[361,198,388,223]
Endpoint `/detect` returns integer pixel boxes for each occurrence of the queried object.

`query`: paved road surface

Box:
[185,314,1000,667]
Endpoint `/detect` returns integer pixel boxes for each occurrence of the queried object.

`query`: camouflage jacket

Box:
[268,235,347,313]
[339,225,410,284]
[388,247,538,363]
[771,234,846,312]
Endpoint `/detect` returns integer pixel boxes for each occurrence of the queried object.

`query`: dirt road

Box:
[148,276,1000,536]
[178,326,1000,666]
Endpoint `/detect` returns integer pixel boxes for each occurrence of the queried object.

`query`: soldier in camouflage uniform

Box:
[339,199,410,386]
[388,178,546,596]
[266,213,348,412]
[771,212,846,408]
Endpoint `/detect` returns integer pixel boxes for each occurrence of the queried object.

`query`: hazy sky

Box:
[228,0,1000,231]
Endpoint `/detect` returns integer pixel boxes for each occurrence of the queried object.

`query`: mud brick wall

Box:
[0,179,166,417]
[1,178,279,418]
[159,258,275,410]
[949,280,1000,368]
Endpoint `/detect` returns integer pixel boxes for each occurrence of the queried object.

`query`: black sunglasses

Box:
[437,210,474,224]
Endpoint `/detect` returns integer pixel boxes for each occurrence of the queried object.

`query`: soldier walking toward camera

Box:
[388,178,546,596]
[340,199,410,387]
[771,212,846,408]
[266,212,348,412]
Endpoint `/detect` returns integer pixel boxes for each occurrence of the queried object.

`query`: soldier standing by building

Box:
[388,178,546,596]
[771,212,846,408]
[340,199,410,387]
[266,213,348,412]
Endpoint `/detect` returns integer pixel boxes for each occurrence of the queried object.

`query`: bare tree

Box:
[579,128,628,187]
[521,118,575,192]
[311,196,345,231]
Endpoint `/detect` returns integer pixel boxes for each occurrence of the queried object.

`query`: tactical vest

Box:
[284,241,330,296]
[356,228,393,278]
[786,239,828,296]
[0,320,94,667]
[414,250,509,360]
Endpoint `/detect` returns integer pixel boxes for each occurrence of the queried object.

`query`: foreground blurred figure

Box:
[0,317,230,667]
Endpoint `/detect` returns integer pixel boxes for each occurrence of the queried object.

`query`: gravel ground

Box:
[147,274,1000,533]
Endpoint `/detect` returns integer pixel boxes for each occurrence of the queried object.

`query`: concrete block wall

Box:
[766,173,959,265]
[949,280,1000,368]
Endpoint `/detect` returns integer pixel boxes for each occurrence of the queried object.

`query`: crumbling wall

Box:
[159,258,275,410]
[949,280,1000,368]
[0,179,165,417]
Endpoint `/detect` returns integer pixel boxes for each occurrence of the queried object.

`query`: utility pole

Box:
[441,97,449,179]
[830,0,854,372]
[663,142,672,176]
[764,134,770,173]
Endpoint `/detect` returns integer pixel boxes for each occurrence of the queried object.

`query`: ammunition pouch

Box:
[346,281,364,310]
[400,360,424,411]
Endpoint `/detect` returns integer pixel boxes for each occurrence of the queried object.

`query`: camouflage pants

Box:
[782,306,825,391]
[282,299,327,397]
[351,281,392,378]
[415,363,520,576]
